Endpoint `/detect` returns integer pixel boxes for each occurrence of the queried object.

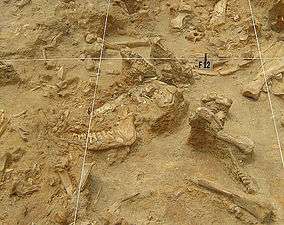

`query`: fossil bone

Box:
[0,153,11,173]
[189,105,255,156]
[104,40,150,50]
[75,116,137,151]
[228,148,258,194]
[189,177,275,223]
[210,0,227,27]
[217,131,254,155]
[81,162,95,191]
[120,48,157,81]
[170,13,190,29]
[242,59,284,100]
[149,38,193,84]
[188,94,256,193]
[58,170,74,196]
[0,117,10,139]
[74,81,187,144]
[228,203,259,225]
[201,93,232,126]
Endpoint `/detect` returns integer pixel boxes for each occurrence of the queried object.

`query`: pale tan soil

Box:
[0,0,283,225]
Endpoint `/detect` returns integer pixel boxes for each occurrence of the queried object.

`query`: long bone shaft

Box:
[189,177,275,223]
[216,130,254,155]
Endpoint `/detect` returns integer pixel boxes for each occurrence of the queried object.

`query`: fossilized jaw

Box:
[74,80,187,146]
[74,116,137,151]
[227,148,258,194]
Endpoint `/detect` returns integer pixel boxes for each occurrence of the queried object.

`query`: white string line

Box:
[72,0,112,224]
[247,0,284,168]
[1,57,284,63]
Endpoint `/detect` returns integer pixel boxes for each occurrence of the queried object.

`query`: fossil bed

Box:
[0,0,284,225]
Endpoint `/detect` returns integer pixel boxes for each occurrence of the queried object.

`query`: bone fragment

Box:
[210,0,227,26]
[216,130,254,155]
[219,65,240,76]
[228,149,258,194]
[80,162,95,191]
[88,116,137,151]
[11,181,40,196]
[229,203,261,224]
[242,60,284,100]
[57,66,65,80]
[193,69,219,76]
[271,78,284,96]
[170,13,189,29]
[189,177,275,223]
[0,118,10,139]
[120,48,157,80]
[58,170,74,196]
[103,40,150,51]
[18,126,29,142]
[16,0,31,8]
[113,40,149,49]
[194,66,242,76]
[43,32,63,50]
[0,153,11,172]
[12,109,27,118]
